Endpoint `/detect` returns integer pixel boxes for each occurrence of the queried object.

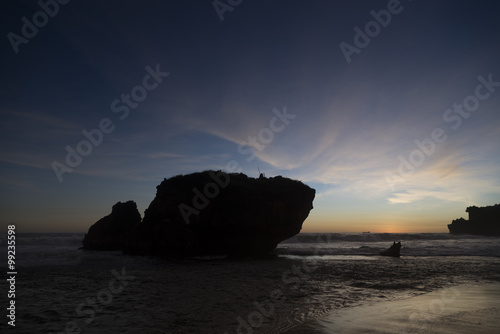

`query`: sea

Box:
[1,233,499,333]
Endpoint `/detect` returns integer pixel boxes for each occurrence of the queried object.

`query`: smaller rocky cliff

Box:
[448,203,500,236]
[82,201,141,250]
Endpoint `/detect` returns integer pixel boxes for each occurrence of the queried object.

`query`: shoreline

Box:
[8,234,500,333]
[285,282,500,334]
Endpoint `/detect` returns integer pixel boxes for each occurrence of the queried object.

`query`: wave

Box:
[282,233,496,244]
[1,232,492,248]
[0,233,84,247]
[1,233,499,258]
[278,233,500,257]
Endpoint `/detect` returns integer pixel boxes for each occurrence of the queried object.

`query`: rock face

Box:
[448,204,500,236]
[82,201,141,250]
[121,171,315,257]
[380,242,401,257]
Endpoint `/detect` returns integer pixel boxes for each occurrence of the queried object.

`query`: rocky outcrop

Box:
[82,201,141,250]
[121,171,315,257]
[380,242,401,257]
[448,204,500,236]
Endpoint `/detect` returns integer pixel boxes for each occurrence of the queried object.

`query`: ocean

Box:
[1,233,500,333]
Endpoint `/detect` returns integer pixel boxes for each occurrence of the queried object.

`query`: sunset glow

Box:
[1,1,499,233]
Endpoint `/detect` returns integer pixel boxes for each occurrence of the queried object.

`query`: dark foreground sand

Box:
[286,283,500,334]
[14,251,500,334]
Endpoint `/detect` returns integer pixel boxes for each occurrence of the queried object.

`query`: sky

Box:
[1,0,499,233]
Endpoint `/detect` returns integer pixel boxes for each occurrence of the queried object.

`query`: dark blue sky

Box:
[1,0,500,232]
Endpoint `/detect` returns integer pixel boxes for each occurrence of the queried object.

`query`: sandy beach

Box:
[287,283,500,334]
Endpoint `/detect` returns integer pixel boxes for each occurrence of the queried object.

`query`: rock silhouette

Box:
[83,171,316,257]
[82,200,141,250]
[448,204,500,236]
[380,242,401,257]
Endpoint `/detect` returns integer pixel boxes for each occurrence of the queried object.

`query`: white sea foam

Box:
[277,233,500,257]
[1,233,499,270]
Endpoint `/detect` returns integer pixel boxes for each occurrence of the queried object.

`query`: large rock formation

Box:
[81,171,315,257]
[121,171,315,257]
[82,201,141,250]
[448,204,500,236]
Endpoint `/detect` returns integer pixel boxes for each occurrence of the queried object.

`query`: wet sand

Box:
[286,283,500,334]
[14,249,500,333]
